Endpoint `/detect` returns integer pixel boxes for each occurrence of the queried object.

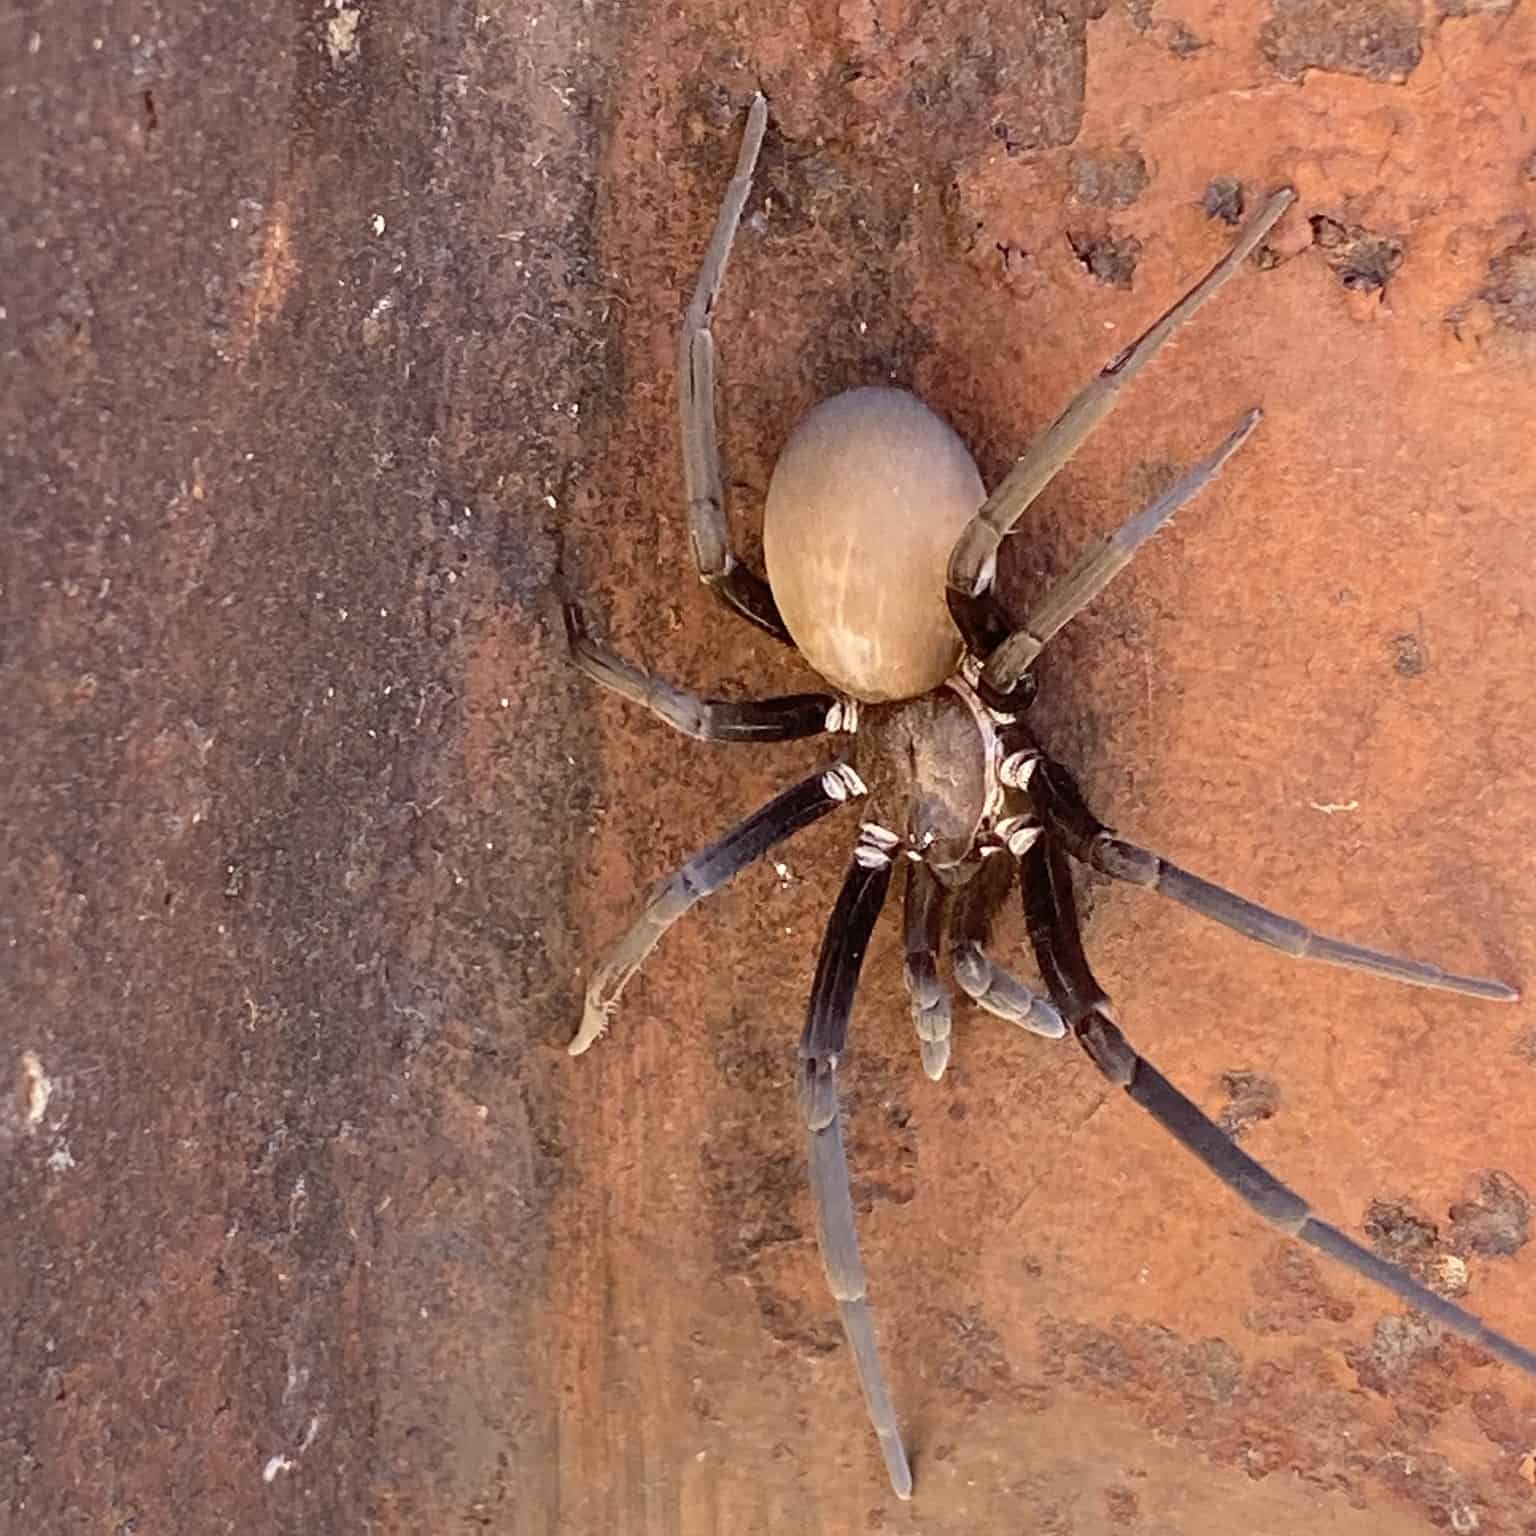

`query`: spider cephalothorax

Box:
[565,95,1531,1499]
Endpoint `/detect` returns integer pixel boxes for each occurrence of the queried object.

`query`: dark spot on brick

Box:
[1070,149,1150,209]
[1483,235,1536,332]
[1515,1028,1536,1066]
[1311,214,1405,292]
[1521,149,1536,184]
[1125,0,1208,54]
[1038,1315,1139,1388]
[996,241,1041,292]
[1391,630,1427,676]
[938,1309,1053,1409]
[1471,1387,1526,1453]
[1104,1486,1140,1525]
[1127,458,1180,504]
[1218,1070,1280,1138]
[1348,1312,1451,1395]
[1450,1171,1530,1258]
[754,1284,843,1355]
[1260,0,1422,82]
[1244,1243,1355,1335]
[1374,1449,1481,1534]
[1202,176,1246,226]
[1067,229,1141,288]
[1364,1198,1442,1278]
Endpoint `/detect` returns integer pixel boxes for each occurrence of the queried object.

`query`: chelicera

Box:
[566,95,1532,1498]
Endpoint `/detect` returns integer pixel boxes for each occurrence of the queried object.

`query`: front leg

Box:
[677,93,793,642]
[565,602,836,741]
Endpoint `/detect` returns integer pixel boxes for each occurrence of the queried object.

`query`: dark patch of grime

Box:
[1071,149,1151,209]
[1203,176,1247,226]
[1364,1199,1445,1280]
[937,1309,1054,1410]
[1374,1449,1482,1536]
[1067,229,1143,288]
[1346,1313,1455,1404]
[1217,1070,1280,1139]
[1126,0,1209,54]
[1391,630,1429,676]
[1311,214,1406,293]
[1482,235,1536,332]
[754,1285,844,1356]
[1104,1485,1141,1524]
[1259,0,1423,83]
[1469,1387,1526,1454]
[1448,1172,1530,1259]
[1244,1245,1356,1337]
[835,0,1095,161]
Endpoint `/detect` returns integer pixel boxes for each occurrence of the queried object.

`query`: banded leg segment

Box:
[947,184,1295,604]
[1030,757,1519,1003]
[678,92,791,642]
[572,764,861,1053]
[1021,840,1536,1377]
[800,827,912,1499]
[903,861,953,1080]
[565,603,834,742]
[981,409,1261,694]
[951,852,1066,1039]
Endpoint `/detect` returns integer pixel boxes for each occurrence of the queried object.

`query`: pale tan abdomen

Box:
[763,387,985,703]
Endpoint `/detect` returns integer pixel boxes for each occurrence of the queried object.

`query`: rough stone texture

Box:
[7,1,1536,1533]
[1259,0,1425,82]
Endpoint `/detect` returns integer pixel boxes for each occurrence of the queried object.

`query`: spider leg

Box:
[951,849,1067,1040]
[946,186,1294,605]
[980,409,1261,694]
[1021,839,1536,1376]
[800,824,912,1498]
[679,92,791,643]
[571,763,863,1054]
[564,602,837,741]
[902,860,953,1080]
[1030,756,1519,1002]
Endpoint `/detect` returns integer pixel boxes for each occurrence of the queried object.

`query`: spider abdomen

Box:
[763,387,984,703]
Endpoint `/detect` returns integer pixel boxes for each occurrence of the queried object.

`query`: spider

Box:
[565,95,1532,1498]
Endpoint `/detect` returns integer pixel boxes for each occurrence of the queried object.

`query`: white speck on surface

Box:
[47,1143,76,1173]
[323,4,361,65]
[20,1051,51,1126]
[262,1455,292,1483]
[1308,799,1359,815]
[1433,1253,1469,1294]
[370,213,385,236]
